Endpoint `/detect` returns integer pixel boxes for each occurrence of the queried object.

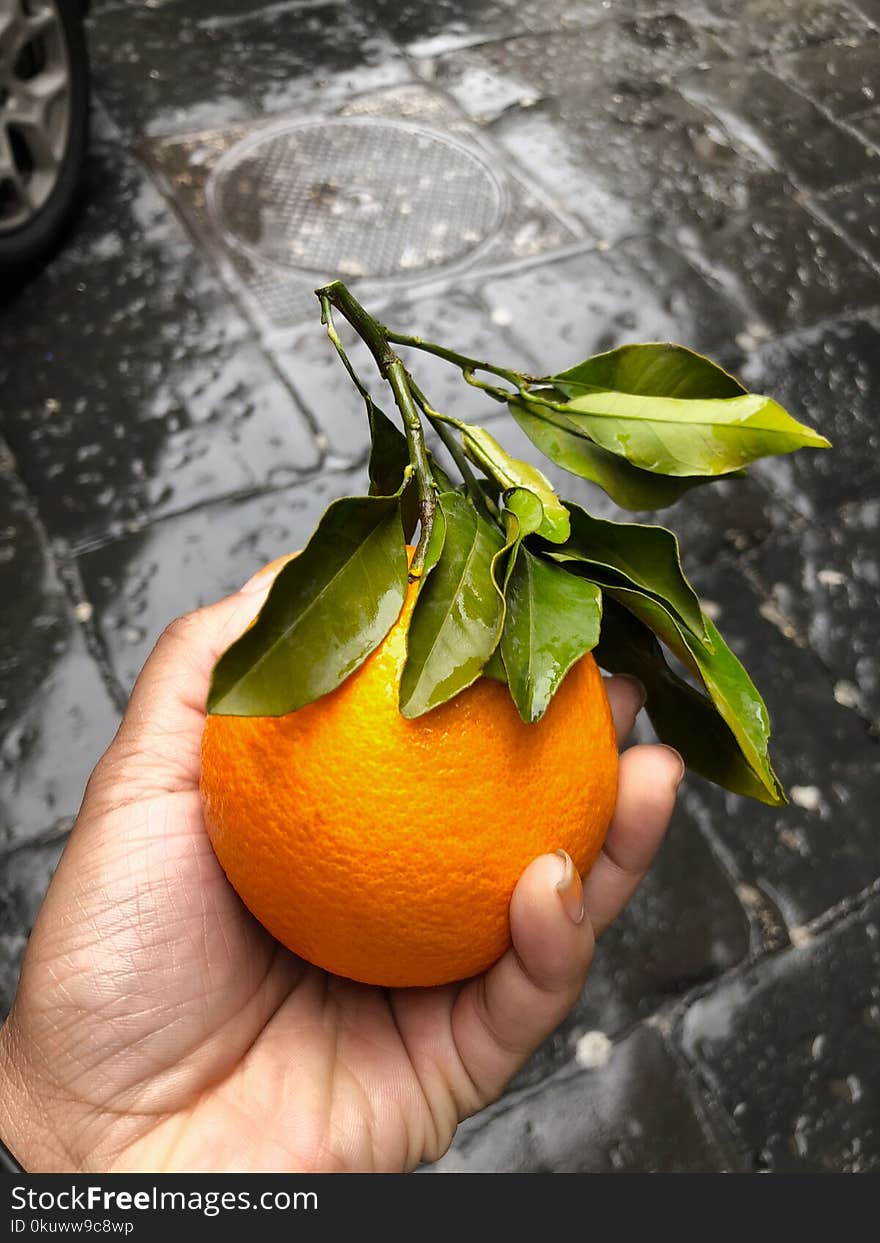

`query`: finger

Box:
[603,674,646,744]
[89,558,295,801]
[583,743,683,936]
[450,851,595,1107]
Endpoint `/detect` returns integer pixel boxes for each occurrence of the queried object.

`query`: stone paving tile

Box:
[431,17,728,129]
[0,838,68,1021]
[678,195,880,335]
[507,802,751,1091]
[680,554,880,933]
[740,319,880,518]
[87,0,409,141]
[488,85,788,245]
[814,181,880,267]
[665,0,876,58]
[76,472,366,695]
[426,1023,737,1172]
[775,36,880,121]
[743,509,880,726]
[679,893,880,1172]
[0,460,119,852]
[477,238,747,375]
[0,146,320,551]
[678,63,880,193]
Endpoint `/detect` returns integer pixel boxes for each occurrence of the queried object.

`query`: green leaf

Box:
[208,495,408,716]
[594,597,785,806]
[596,583,786,806]
[548,343,829,478]
[461,424,570,543]
[504,486,546,538]
[399,491,506,717]
[509,399,708,510]
[483,646,507,682]
[501,549,603,723]
[367,401,419,539]
[548,503,707,640]
[367,401,409,496]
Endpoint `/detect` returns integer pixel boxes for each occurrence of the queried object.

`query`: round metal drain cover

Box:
[207,117,505,279]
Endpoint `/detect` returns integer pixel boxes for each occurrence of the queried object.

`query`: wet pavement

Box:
[2,0,879,1173]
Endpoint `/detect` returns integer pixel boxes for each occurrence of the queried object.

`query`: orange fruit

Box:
[200,554,618,988]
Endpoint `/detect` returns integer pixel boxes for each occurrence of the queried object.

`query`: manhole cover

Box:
[206,117,506,279]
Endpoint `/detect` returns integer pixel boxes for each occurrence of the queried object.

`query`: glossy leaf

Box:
[208,495,408,716]
[367,401,409,496]
[548,503,706,640]
[595,597,785,805]
[461,424,570,543]
[509,399,708,510]
[501,548,602,723]
[503,486,545,539]
[399,491,505,717]
[597,583,785,805]
[548,343,829,478]
[367,401,419,540]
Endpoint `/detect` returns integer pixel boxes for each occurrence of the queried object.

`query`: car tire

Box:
[0,0,90,281]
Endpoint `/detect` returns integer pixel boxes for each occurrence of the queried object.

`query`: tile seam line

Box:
[61,460,343,559]
[0,437,128,713]
[423,872,880,1150]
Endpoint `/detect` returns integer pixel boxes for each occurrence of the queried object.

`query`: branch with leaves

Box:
[207,280,830,808]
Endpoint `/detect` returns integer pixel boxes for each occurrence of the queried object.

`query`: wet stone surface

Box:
[87,1,408,141]
[679,893,880,1172]
[0,459,120,852]
[77,473,366,694]
[0,143,321,550]
[0,838,68,1019]
[1,0,879,1172]
[681,554,880,933]
[425,1023,738,1172]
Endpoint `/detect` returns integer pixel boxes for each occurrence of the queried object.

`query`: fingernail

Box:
[555,849,585,925]
[239,568,274,595]
[658,745,686,789]
[616,674,647,709]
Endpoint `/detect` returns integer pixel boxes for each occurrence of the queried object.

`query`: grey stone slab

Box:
[76,473,366,695]
[744,510,880,725]
[0,144,321,550]
[775,37,880,121]
[508,803,750,1091]
[0,838,67,1020]
[679,195,880,334]
[487,83,787,244]
[679,893,880,1172]
[739,319,880,518]
[479,238,746,376]
[668,0,875,58]
[679,63,880,192]
[814,180,880,266]
[357,0,630,57]
[88,0,409,141]
[680,555,880,932]
[426,1023,734,1172]
[432,16,727,127]
[0,464,119,851]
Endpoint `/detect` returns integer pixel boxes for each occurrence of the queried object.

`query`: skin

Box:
[0,568,683,1173]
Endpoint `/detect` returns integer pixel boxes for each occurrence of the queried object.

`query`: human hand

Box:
[0,567,682,1173]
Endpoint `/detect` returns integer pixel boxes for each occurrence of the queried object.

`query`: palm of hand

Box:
[0,583,680,1173]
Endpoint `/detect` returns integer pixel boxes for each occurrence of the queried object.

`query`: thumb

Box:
[450,851,595,1107]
